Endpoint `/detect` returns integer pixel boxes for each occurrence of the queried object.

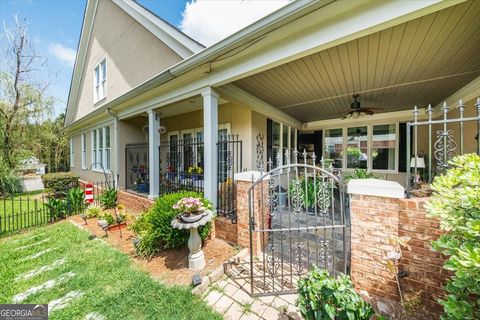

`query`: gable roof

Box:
[65,0,204,126]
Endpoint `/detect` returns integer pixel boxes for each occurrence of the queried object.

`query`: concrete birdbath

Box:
[171,210,214,271]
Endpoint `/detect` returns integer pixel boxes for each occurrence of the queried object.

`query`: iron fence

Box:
[217,135,242,223]
[158,134,242,222]
[406,98,480,196]
[0,192,87,236]
[125,143,149,194]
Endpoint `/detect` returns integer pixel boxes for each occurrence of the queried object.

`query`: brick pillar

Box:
[350,193,401,300]
[235,172,269,256]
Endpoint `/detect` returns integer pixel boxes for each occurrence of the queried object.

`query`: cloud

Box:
[49,43,76,66]
[179,0,291,46]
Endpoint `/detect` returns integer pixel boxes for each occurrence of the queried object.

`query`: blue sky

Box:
[0,0,288,118]
[0,0,188,117]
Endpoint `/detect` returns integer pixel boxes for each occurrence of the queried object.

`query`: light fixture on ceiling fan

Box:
[342,94,381,119]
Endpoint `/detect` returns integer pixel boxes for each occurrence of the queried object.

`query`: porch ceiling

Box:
[233,0,480,122]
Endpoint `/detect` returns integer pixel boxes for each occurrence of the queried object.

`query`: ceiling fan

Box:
[342,94,381,119]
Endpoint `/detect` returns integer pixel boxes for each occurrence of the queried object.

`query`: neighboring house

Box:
[65,0,480,209]
[19,157,46,175]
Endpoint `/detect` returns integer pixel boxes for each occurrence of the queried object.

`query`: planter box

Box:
[107,222,127,231]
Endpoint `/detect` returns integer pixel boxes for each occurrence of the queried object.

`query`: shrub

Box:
[66,187,86,214]
[344,168,377,181]
[86,206,101,218]
[44,197,67,221]
[42,172,79,194]
[99,188,117,210]
[426,153,480,319]
[131,191,213,256]
[297,267,375,320]
[0,163,22,196]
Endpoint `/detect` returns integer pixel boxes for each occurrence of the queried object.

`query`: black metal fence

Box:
[158,134,242,222]
[406,99,480,196]
[125,143,149,194]
[217,135,242,223]
[0,192,87,236]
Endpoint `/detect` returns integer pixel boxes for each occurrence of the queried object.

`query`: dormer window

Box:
[94,59,107,102]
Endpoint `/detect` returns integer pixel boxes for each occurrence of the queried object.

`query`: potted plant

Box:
[188,166,203,181]
[173,197,207,223]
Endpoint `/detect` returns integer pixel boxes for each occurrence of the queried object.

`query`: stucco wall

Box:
[73,0,182,122]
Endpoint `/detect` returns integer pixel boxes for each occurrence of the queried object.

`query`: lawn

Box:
[0,192,48,234]
[0,221,222,320]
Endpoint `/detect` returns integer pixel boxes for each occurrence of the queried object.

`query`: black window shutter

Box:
[267,119,273,164]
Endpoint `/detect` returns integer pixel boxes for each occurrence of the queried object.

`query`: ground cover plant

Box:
[297,267,375,320]
[0,222,221,320]
[426,153,480,319]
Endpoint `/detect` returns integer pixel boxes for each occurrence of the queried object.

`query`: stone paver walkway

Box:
[202,276,302,320]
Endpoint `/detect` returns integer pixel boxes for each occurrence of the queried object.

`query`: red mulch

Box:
[68,214,235,286]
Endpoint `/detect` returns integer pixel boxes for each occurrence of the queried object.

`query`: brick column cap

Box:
[234,171,270,182]
[347,179,405,199]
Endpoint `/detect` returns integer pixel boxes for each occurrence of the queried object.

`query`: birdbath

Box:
[171,210,214,271]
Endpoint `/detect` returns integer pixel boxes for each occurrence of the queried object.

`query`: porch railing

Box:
[406,98,480,196]
[158,134,242,222]
[125,143,149,194]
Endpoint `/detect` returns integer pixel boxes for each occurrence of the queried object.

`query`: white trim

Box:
[81,133,87,169]
[347,179,404,199]
[69,137,74,168]
[323,122,400,174]
[111,0,203,58]
[93,57,107,104]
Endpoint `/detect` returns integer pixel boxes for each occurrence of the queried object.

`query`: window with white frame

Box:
[70,137,74,167]
[267,120,297,168]
[94,59,107,102]
[323,123,398,172]
[81,133,87,169]
[91,126,111,170]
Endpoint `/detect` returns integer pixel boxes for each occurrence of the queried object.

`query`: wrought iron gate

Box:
[247,150,350,296]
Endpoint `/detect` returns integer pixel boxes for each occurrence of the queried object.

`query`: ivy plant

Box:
[425,153,480,320]
[297,266,375,320]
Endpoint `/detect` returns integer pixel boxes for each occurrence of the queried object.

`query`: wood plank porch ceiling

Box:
[233,0,480,122]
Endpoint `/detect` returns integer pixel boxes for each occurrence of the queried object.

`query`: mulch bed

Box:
[68,215,236,286]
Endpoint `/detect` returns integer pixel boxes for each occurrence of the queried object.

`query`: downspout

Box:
[106,109,120,188]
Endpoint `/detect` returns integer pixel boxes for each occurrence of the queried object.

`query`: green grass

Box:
[0,222,222,320]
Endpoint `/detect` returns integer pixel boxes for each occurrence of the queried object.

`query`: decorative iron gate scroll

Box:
[247,150,350,297]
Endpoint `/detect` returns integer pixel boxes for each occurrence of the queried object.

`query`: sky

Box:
[0,0,290,118]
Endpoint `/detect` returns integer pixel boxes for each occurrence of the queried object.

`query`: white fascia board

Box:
[217,84,302,128]
[112,0,201,58]
[65,0,98,126]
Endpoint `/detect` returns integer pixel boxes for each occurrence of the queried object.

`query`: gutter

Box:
[63,0,329,130]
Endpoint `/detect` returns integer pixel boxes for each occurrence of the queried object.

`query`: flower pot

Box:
[180,213,204,223]
[107,221,127,231]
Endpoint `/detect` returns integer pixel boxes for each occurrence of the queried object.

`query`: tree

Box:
[0,16,54,168]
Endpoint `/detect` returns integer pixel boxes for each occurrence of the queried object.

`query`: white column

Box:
[113,117,119,188]
[202,88,219,208]
[147,110,160,199]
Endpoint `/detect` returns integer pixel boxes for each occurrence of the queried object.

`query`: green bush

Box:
[426,153,480,320]
[42,172,79,194]
[86,206,101,218]
[131,191,213,257]
[0,162,22,196]
[297,267,375,320]
[44,197,67,221]
[99,188,117,210]
[344,168,377,181]
[66,187,86,214]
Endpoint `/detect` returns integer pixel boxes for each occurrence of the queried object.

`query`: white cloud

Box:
[179,0,291,46]
[49,43,76,66]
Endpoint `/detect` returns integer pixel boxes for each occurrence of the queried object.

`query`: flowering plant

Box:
[172,197,205,216]
[187,166,203,174]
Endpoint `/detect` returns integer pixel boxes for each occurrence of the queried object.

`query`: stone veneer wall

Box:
[350,193,449,314]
